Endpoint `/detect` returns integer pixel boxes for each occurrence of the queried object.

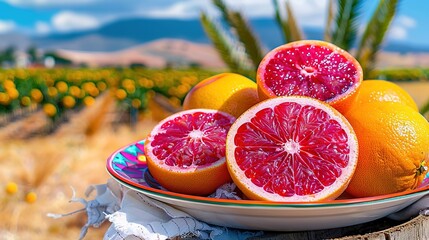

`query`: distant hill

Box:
[0,33,33,50]
[33,18,209,51]
[56,38,226,68]
[1,17,429,69]
[29,17,429,53]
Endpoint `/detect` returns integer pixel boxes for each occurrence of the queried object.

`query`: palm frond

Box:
[324,0,335,42]
[228,12,265,67]
[285,1,305,41]
[355,0,400,77]
[212,0,230,25]
[212,0,264,68]
[271,0,304,42]
[200,12,253,77]
[272,0,291,42]
[331,0,364,50]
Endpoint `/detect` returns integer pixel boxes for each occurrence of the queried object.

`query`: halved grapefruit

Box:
[145,109,235,196]
[257,40,363,111]
[226,96,359,202]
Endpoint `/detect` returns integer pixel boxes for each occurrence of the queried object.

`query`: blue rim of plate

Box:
[106,140,429,208]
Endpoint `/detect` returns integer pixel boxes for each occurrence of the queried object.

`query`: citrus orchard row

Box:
[371,68,429,82]
[0,69,112,121]
[144,40,429,202]
[0,68,216,124]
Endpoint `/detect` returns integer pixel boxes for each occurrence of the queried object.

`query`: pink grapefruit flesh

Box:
[257,40,363,108]
[226,96,358,202]
[145,109,236,196]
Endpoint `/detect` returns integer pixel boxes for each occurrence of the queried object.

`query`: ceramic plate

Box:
[106,140,429,231]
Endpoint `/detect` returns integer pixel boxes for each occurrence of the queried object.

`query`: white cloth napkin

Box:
[49,179,262,240]
[49,178,429,240]
[103,180,262,240]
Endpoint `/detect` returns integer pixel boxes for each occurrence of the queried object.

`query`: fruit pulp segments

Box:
[151,112,232,168]
[234,102,350,196]
[264,44,358,101]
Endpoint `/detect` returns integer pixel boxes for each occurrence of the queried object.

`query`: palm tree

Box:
[200,0,400,80]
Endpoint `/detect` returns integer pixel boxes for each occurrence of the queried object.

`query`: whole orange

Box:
[182,73,260,118]
[338,79,418,114]
[344,102,429,197]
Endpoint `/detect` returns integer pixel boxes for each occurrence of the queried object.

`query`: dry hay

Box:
[0,122,157,239]
[0,93,157,239]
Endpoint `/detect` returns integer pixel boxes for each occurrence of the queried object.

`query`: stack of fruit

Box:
[143,40,429,202]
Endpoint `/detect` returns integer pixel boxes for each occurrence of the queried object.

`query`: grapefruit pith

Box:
[145,109,236,196]
[226,96,359,202]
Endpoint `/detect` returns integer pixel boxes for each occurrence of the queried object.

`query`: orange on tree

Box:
[115,88,127,100]
[69,85,82,98]
[97,81,107,91]
[3,79,15,90]
[256,40,362,112]
[30,89,43,103]
[47,87,58,98]
[182,73,260,118]
[62,95,76,108]
[0,92,9,105]
[344,102,429,197]
[56,81,68,93]
[83,96,95,107]
[20,96,32,106]
[43,103,57,117]
[6,88,19,100]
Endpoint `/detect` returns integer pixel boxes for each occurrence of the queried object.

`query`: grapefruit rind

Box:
[146,157,231,196]
[145,109,235,196]
[226,96,359,202]
[256,40,363,110]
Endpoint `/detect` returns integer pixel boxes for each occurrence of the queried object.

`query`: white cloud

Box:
[35,21,51,34]
[288,0,328,27]
[4,0,97,7]
[142,0,328,26]
[52,11,100,32]
[144,1,205,19]
[389,25,407,40]
[396,15,416,28]
[224,0,275,18]
[3,0,331,35]
[388,15,417,41]
[0,20,16,33]
[217,0,328,26]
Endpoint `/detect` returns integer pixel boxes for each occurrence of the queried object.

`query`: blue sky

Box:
[0,0,427,47]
